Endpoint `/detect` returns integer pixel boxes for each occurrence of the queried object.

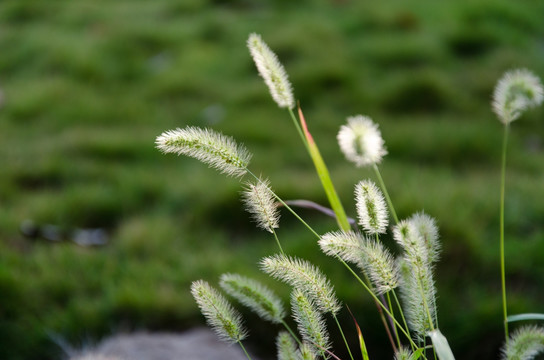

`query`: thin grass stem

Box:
[387,292,402,349]
[335,257,423,356]
[500,124,510,341]
[373,164,399,224]
[288,107,310,152]
[333,314,355,360]
[272,229,284,255]
[281,320,302,346]
[247,170,321,239]
[238,341,252,360]
[392,290,413,350]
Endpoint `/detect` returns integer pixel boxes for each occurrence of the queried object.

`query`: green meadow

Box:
[1,0,543,359]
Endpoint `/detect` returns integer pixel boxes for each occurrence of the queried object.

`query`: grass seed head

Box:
[248,33,295,109]
[493,69,544,124]
[338,115,387,167]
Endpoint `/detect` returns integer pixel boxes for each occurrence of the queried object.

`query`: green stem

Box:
[238,341,252,360]
[272,229,284,255]
[281,320,302,346]
[500,124,510,341]
[247,170,321,239]
[335,257,424,356]
[387,292,402,349]
[333,314,355,360]
[288,107,310,152]
[373,164,399,224]
[392,290,413,350]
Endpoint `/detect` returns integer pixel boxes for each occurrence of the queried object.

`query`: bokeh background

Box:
[1,0,544,359]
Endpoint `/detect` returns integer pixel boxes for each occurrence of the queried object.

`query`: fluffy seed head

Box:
[338,115,387,167]
[502,326,544,360]
[156,127,251,178]
[355,180,389,234]
[319,231,366,267]
[398,257,437,341]
[277,331,299,360]
[290,289,331,356]
[361,240,399,295]
[241,179,280,233]
[219,273,285,324]
[248,33,295,109]
[395,347,415,360]
[409,212,440,263]
[298,343,317,360]
[393,220,428,266]
[260,254,341,315]
[190,280,247,343]
[493,69,544,124]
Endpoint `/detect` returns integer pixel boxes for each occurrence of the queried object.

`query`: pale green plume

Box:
[220,273,285,324]
[260,254,341,315]
[397,257,437,341]
[319,230,366,267]
[248,33,295,109]
[241,178,280,233]
[337,115,387,167]
[409,212,441,263]
[291,289,331,356]
[190,280,247,343]
[299,343,317,360]
[492,69,544,125]
[361,239,399,295]
[355,179,389,235]
[156,127,252,178]
[503,326,544,360]
[394,220,437,340]
[394,347,415,360]
[277,331,299,360]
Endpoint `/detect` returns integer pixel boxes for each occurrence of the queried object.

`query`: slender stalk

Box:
[387,292,402,349]
[336,257,423,356]
[272,229,284,255]
[392,290,412,349]
[288,107,310,152]
[500,124,510,341]
[373,164,399,224]
[297,107,351,231]
[247,170,321,239]
[333,314,355,360]
[376,295,398,353]
[416,276,435,332]
[238,341,252,360]
[281,320,302,346]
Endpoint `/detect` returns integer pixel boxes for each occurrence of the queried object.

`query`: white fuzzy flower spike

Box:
[355,179,389,235]
[156,127,252,178]
[493,69,544,124]
[190,280,247,343]
[276,331,299,360]
[260,254,341,315]
[502,325,544,360]
[319,230,366,266]
[241,179,280,233]
[220,273,285,324]
[338,115,387,167]
[409,212,441,263]
[290,289,331,356]
[361,240,399,295]
[248,33,295,109]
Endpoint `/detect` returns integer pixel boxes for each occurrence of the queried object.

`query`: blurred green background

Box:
[1,0,544,359]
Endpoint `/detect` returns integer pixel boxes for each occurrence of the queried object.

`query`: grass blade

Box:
[428,329,455,360]
[298,106,351,231]
[508,313,544,323]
